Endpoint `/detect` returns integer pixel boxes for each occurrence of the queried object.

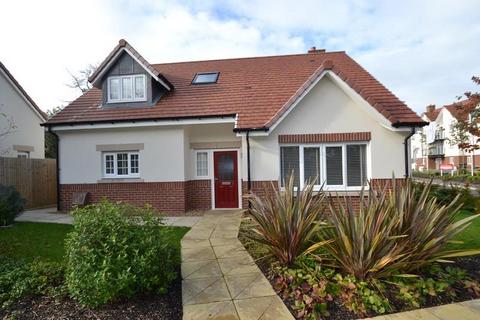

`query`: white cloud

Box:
[0,0,478,114]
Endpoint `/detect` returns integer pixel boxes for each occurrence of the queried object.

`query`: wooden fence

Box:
[0,157,57,209]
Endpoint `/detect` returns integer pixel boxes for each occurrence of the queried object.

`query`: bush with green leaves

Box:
[0,256,65,309]
[413,181,479,212]
[65,201,178,308]
[0,184,26,226]
[247,175,327,265]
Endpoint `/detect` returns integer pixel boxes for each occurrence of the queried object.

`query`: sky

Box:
[0,0,479,115]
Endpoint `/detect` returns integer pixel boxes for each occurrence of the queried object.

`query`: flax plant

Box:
[389,179,480,271]
[247,175,328,266]
[313,178,480,279]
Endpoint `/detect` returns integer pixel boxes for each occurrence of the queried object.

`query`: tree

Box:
[449,76,480,152]
[66,64,98,93]
[0,111,16,155]
[44,106,64,159]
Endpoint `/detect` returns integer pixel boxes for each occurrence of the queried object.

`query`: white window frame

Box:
[103,151,141,178]
[279,141,370,191]
[195,150,209,178]
[17,151,30,158]
[107,74,147,103]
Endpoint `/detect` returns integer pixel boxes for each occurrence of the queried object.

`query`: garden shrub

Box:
[0,256,65,309]
[247,175,327,265]
[414,182,479,212]
[0,185,26,226]
[65,201,178,308]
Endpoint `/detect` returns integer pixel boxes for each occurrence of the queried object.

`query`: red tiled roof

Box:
[46,41,425,129]
[424,99,472,122]
[424,108,441,121]
[0,61,47,121]
[444,100,470,121]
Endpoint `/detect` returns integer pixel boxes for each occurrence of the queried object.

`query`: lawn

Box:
[0,222,72,262]
[0,222,189,263]
[448,210,480,250]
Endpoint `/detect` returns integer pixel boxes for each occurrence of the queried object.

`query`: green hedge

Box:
[413,182,479,212]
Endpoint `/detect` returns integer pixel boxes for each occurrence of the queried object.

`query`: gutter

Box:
[48,126,61,211]
[404,127,416,178]
[41,114,238,127]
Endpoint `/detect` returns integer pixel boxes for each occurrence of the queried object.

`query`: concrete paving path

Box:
[368,299,480,320]
[181,210,294,320]
[16,207,201,227]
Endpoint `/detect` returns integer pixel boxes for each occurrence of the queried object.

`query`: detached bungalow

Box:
[44,40,426,213]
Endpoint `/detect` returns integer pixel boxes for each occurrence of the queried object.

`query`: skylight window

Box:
[192,72,219,84]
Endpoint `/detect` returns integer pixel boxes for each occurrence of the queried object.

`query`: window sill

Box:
[97,178,144,183]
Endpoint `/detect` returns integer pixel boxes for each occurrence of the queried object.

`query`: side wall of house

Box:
[0,72,44,158]
[245,76,408,184]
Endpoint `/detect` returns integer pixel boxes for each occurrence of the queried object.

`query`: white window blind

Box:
[347,144,367,186]
[304,147,320,185]
[325,146,343,185]
[280,146,300,187]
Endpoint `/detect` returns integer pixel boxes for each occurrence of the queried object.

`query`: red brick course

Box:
[185,180,212,211]
[60,180,214,214]
[278,132,371,144]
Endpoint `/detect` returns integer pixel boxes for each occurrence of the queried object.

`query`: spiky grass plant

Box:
[314,178,480,279]
[247,175,328,266]
[389,179,480,271]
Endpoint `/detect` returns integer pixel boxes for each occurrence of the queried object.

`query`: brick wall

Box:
[185,180,212,211]
[242,178,405,211]
[60,180,212,214]
[278,132,371,144]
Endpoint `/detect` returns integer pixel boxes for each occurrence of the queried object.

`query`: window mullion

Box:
[114,153,118,177]
[299,146,305,190]
[342,144,347,188]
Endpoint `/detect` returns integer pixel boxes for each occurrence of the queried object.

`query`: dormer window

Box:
[108,74,146,103]
[192,72,219,84]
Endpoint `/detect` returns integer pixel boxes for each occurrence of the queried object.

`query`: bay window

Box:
[108,74,146,103]
[103,152,140,178]
[279,143,368,190]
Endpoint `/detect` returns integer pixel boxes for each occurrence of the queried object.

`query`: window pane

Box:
[134,76,145,99]
[304,147,320,184]
[347,145,367,187]
[196,152,208,176]
[217,154,234,180]
[109,78,120,100]
[117,153,129,175]
[193,73,218,84]
[280,146,299,187]
[122,77,132,99]
[105,154,114,174]
[326,146,343,185]
[130,154,139,174]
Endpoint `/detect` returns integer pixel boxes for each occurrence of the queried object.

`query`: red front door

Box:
[214,151,238,208]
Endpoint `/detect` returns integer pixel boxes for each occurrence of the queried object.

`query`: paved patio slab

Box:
[368,299,480,320]
[181,210,294,320]
[16,207,201,227]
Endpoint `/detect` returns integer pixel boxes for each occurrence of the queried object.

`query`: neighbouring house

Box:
[43,39,426,213]
[0,61,47,158]
[411,100,478,172]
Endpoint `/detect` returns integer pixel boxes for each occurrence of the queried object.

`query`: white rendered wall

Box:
[0,71,45,158]
[247,76,408,181]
